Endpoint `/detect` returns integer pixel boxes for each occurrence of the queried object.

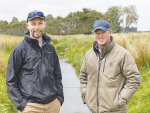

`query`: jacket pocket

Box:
[45,51,53,63]
[118,94,127,106]
[100,86,120,111]
[115,92,120,107]
[81,87,87,104]
[24,69,37,83]
[48,74,55,84]
[47,74,57,92]
[103,61,121,79]
[108,92,120,110]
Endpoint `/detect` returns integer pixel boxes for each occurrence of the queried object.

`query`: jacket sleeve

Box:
[120,52,141,106]
[79,56,87,104]
[6,48,27,111]
[53,47,64,105]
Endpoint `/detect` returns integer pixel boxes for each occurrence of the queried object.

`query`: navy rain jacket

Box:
[6,31,64,111]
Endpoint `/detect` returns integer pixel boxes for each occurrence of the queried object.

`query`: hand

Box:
[119,96,127,106]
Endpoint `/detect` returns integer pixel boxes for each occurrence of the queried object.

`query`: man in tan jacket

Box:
[80,20,141,113]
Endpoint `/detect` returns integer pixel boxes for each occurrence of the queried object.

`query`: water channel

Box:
[59,59,91,113]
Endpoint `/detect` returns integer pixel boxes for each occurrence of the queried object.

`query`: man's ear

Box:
[44,21,46,28]
[26,23,30,29]
[108,29,112,35]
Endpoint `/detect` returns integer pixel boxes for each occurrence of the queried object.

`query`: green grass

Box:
[0,51,17,113]
[0,74,17,113]
[0,35,23,113]
[127,67,150,113]
[0,33,150,112]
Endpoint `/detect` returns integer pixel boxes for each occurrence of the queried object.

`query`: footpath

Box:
[59,59,91,113]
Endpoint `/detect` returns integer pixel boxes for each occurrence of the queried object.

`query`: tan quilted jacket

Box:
[80,38,141,113]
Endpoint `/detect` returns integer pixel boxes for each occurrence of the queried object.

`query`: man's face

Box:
[26,18,46,39]
[94,29,111,49]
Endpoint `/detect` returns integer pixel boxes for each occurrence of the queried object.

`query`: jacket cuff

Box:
[57,95,64,105]
[17,99,27,111]
[81,93,86,104]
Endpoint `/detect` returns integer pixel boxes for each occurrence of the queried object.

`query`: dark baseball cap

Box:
[92,20,110,33]
[27,10,45,22]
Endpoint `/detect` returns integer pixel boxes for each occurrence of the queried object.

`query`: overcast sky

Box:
[0,0,150,31]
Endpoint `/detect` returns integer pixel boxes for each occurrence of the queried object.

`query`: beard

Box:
[31,30,43,39]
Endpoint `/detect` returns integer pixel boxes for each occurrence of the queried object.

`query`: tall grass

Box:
[0,32,150,112]
[0,35,23,113]
[0,51,17,113]
[114,32,150,67]
[51,32,150,73]
[0,35,23,54]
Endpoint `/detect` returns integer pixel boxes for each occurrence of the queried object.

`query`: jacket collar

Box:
[93,36,114,58]
[24,30,52,45]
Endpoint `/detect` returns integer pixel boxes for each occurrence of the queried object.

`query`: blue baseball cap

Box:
[27,10,45,22]
[92,20,110,33]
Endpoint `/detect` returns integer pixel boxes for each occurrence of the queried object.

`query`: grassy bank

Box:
[0,35,23,113]
[0,51,17,113]
[0,32,150,112]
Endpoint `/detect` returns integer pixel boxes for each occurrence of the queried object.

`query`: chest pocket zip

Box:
[103,55,107,72]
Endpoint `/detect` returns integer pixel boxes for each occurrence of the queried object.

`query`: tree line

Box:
[0,5,138,36]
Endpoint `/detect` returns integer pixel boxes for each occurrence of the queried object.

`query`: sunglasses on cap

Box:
[27,11,45,22]
[28,12,44,18]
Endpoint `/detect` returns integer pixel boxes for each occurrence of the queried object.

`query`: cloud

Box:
[0,0,150,31]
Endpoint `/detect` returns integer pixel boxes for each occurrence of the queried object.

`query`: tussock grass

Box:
[0,35,23,113]
[113,32,150,67]
[0,35,23,53]
[0,51,7,76]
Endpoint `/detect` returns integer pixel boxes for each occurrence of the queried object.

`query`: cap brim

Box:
[28,16,45,22]
[92,26,108,33]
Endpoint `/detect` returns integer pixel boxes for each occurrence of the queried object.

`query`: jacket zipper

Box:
[118,91,120,98]
[103,55,107,72]
[97,59,102,113]
[28,79,31,97]
[41,47,48,104]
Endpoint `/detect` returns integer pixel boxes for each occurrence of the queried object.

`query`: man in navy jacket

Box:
[6,10,64,113]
